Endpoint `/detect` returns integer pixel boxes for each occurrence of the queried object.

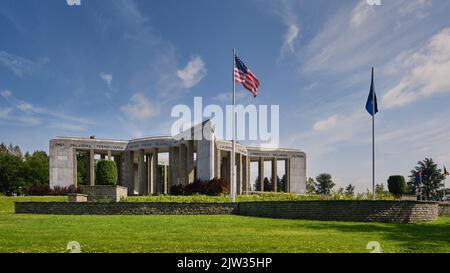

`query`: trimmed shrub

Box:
[170,177,228,196]
[387,175,407,197]
[95,160,117,185]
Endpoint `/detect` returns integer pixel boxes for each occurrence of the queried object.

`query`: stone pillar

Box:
[246,156,250,192]
[123,151,135,195]
[258,157,264,192]
[148,152,153,194]
[164,165,168,194]
[272,158,278,192]
[171,146,180,185]
[115,155,122,186]
[179,144,186,185]
[88,149,95,186]
[215,148,221,178]
[285,158,290,192]
[107,150,112,160]
[72,150,78,188]
[137,149,147,195]
[237,153,242,195]
[152,148,160,194]
[226,151,232,191]
[186,141,195,183]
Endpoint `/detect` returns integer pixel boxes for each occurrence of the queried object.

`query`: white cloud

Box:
[350,1,374,28]
[176,56,207,88]
[382,27,450,108]
[283,24,300,54]
[0,91,90,131]
[120,93,160,120]
[99,73,113,86]
[0,89,12,98]
[0,51,47,77]
[303,0,435,74]
[277,0,300,58]
[313,115,338,131]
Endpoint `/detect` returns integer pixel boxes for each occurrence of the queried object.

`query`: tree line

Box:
[0,143,49,195]
[306,157,447,200]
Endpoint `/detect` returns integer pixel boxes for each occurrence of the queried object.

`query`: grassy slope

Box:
[0,196,449,253]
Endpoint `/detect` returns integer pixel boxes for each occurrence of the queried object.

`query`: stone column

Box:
[285,158,291,192]
[171,146,180,185]
[115,155,122,186]
[246,156,250,192]
[152,148,160,194]
[237,153,242,195]
[121,151,134,195]
[88,149,95,186]
[215,148,221,178]
[186,141,195,183]
[147,154,153,194]
[258,157,264,192]
[107,150,112,160]
[164,165,168,194]
[72,150,78,188]
[272,158,278,192]
[179,144,186,185]
[137,149,147,195]
[226,151,232,191]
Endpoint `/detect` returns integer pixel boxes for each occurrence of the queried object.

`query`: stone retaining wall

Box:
[439,203,450,216]
[15,202,237,215]
[238,201,438,223]
[15,200,439,223]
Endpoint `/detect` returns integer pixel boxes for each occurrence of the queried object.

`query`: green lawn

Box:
[0,196,449,253]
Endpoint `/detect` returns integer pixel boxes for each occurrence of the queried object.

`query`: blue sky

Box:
[1,0,450,192]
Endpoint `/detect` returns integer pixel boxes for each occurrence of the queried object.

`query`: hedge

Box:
[95,160,118,185]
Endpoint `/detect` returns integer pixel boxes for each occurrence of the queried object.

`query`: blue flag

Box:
[366,67,378,116]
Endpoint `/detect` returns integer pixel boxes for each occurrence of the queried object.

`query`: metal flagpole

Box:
[372,67,376,201]
[232,49,236,203]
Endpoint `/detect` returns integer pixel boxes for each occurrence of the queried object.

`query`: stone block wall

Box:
[15,200,439,223]
[15,202,238,215]
[237,201,438,223]
[438,203,450,216]
[80,185,127,202]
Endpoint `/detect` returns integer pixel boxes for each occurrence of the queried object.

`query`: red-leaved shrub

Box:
[170,177,228,196]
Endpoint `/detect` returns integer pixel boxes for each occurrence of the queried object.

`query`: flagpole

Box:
[232,48,236,203]
[372,67,376,201]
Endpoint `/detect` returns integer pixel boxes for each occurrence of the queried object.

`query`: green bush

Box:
[387,175,407,197]
[95,160,117,185]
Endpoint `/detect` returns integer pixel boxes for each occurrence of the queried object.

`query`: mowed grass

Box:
[1,196,450,253]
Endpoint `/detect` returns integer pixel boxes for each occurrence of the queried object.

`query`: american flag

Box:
[234,54,260,97]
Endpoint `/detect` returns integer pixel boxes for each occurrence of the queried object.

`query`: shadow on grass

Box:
[293,217,450,252]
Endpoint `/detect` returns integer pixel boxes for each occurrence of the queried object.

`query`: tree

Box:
[0,152,25,194]
[279,174,286,192]
[315,173,335,195]
[77,153,88,185]
[22,151,49,186]
[306,177,316,194]
[375,183,388,195]
[387,175,407,197]
[263,177,273,192]
[0,143,8,154]
[95,160,118,185]
[408,158,445,200]
[345,184,355,196]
